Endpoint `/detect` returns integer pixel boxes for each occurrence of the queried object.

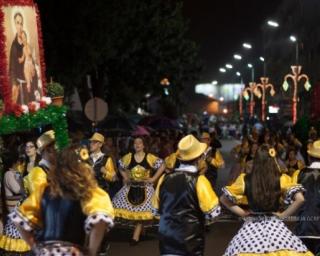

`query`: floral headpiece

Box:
[75,147,89,162]
[269,147,281,173]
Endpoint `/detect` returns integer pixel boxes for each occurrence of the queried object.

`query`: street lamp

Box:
[234,54,242,60]
[282,66,311,124]
[212,80,218,85]
[236,71,241,77]
[267,20,279,28]
[247,63,254,82]
[254,77,275,122]
[219,68,226,73]
[226,64,233,69]
[243,43,252,49]
[289,35,299,65]
[242,82,257,118]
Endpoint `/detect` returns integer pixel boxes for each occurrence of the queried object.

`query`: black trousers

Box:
[301,238,320,255]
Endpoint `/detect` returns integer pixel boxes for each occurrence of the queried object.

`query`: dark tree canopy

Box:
[36,0,201,115]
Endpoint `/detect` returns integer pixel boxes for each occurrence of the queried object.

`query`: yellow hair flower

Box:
[79,148,89,161]
[269,148,276,158]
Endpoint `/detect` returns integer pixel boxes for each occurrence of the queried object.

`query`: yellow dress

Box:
[222,173,313,256]
[112,152,163,223]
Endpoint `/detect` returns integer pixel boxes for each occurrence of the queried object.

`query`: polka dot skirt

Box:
[224,216,309,255]
[112,184,154,219]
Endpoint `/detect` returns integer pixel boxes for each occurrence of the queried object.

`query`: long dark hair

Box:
[249,144,281,211]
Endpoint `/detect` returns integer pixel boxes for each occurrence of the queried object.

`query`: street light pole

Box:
[254,77,275,122]
[243,82,257,119]
[282,66,311,124]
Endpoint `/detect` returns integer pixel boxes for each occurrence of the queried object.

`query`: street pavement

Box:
[108,139,242,256]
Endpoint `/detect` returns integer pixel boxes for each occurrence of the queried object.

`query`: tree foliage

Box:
[36,0,201,114]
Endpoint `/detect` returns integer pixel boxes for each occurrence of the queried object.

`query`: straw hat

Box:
[200,132,210,140]
[176,134,207,161]
[36,130,55,153]
[307,140,320,158]
[89,132,105,143]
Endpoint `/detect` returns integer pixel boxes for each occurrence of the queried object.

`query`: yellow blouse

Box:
[120,153,163,181]
[23,166,47,195]
[152,174,220,215]
[222,173,303,205]
[102,157,117,182]
[164,152,178,170]
[209,150,225,169]
[17,182,114,230]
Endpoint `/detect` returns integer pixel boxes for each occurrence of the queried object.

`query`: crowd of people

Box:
[0,124,319,255]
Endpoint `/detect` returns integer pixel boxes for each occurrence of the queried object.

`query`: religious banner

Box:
[0,0,46,113]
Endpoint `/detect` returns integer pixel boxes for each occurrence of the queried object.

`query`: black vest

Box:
[91,154,109,191]
[158,171,204,256]
[38,188,86,245]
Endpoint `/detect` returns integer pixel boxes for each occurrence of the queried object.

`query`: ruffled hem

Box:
[236,251,313,256]
[222,187,237,204]
[0,235,30,252]
[114,208,154,221]
[284,185,305,205]
[204,205,221,220]
[84,213,114,233]
[9,210,37,232]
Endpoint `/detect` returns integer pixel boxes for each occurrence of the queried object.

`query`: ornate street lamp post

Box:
[243,82,257,119]
[282,66,311,124]
[254,77,275,122]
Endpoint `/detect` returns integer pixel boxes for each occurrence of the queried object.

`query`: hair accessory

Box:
[268,147,282,173]
[75,147,89,162]
[269,148,276,158]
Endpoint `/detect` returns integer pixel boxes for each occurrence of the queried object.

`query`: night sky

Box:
[183,0,281,84]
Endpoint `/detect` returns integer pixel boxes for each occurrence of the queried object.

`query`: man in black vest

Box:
[89,132,116,195]
[153,134,221,256]
[295,140,320,255]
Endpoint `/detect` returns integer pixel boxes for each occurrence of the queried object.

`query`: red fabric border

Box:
[0,0,46,113]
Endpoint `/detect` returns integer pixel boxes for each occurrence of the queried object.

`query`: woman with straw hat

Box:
[152,134,221,256]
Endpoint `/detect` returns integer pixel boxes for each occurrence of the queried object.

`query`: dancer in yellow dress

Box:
[112,136,165,245]
[10,144,114,256]
[221,145,313,256]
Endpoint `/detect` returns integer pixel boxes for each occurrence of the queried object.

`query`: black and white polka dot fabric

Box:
[36,245,84,256]
[112,184,154,219]
[223,216,309,255]
[2,218,22,239]
[84,213,114,233]
[9,210,35,232]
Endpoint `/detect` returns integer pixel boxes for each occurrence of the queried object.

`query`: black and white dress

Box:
[222,173,313,256]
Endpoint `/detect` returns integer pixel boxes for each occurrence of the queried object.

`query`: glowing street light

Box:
[236,71,241,77]
[290,35,297,42]
[212,80,218,85]
[267,20,279,27]
[282,66,311,124]
[242,82,257,118]
[234,54,242,60]
[247,63,253,68]
[259,56,265,62]
[219,68,226,73]
[226,64,233,69]
[243,43,252,49]
[254,77,276,122]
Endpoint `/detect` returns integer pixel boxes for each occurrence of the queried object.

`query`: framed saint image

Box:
[0,0,46,112]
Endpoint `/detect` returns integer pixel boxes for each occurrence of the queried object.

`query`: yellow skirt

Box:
[0,235,30,252]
